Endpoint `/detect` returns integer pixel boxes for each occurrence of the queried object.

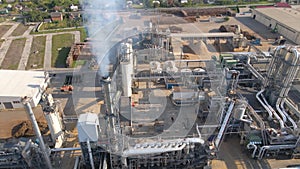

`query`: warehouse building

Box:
[0,70,49,110]
[252,8,300,45]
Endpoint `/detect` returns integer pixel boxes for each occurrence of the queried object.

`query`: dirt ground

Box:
[0,25,12,38]
[1,38,26,69]
[0,106,46,139]
[11,24,29,36]
[212,135,300,169]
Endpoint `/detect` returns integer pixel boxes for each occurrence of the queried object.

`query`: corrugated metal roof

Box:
[254,8,300,33]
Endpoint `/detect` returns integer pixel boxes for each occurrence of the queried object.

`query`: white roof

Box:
[77,113,99,142]
[0,70,46,98]
[254,8,300,33]
[78,113,99,124]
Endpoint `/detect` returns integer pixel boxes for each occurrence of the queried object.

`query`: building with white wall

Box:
[0,70,49,110]
[252,8,300,45]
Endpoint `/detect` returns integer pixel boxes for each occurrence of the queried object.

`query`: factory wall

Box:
[0,91,41,110]
[252,10,300,45]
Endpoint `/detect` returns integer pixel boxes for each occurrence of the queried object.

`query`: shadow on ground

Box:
[235,16,280,40]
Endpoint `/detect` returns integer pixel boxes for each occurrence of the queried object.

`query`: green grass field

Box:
[26,36,46,70]
[32,27,87,42]
[52,33,74,68]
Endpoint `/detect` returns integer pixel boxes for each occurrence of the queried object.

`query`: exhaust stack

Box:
[101,76,117,135]
[22,97,53,169]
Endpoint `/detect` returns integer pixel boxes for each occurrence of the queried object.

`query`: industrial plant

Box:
[1,7,300,169]
[74,28,300,168]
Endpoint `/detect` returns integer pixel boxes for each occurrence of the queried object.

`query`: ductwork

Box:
[280,99,298,130]
[257,144,296,159]
[246,56,265,82]
[256,89,285,129]
[256,89,273,120]
[247,143,258,158]
[261,93,285,129]
[275,46,300,130]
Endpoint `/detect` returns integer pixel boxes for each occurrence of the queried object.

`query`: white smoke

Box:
[80,0,122,77]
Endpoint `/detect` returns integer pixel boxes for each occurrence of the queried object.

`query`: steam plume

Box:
[80,0,122,77]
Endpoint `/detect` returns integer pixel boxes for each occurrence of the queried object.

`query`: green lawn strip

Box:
[39,20,83,30]
[11,24,29,36]
[26,36,46,70]
[52,33,74,68]
[72,60,86,68]
[31,27,87,42]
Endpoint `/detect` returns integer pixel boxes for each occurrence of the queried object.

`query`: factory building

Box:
[0,70,49,110]
[252,8,300,45]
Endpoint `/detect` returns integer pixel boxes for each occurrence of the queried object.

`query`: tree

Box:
[24,11,49,22]
[144,0,153,8]
[236,5,240,13]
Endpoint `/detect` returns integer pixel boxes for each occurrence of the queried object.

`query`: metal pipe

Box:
[73,156,80,169]
[257,144,296,159]
[276,103,287,123]
[214,101,235,149]
[276,46,300,130]
[51,147,81,152]
[275,48,296,123]
[282,47,300,128]
[281,99,298,130]
[285,99,300,118]
[265,45,286,87]
[22,99,53,169]
[247,143,258,158]
[246,56,265,82]
[101,77,117,135]
[256,89,273,120]
[123,142,187,157]
[261,94,285,129]
[87,139,95,169]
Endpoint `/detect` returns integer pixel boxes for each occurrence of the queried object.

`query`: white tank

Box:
[164,61,178,74]
[180,68,192,75]
[150,61,162,73]
[193,68,205,74]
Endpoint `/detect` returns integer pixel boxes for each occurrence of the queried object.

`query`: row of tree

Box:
[29,0,80,11]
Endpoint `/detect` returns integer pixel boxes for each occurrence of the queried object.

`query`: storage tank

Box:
[180,68,192,75]
[164,61,178,74]
[150,61,162,74]
[193,68,206,88]
[193,68,205,75]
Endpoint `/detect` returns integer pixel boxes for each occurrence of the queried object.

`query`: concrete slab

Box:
[44,34,53,69]
[18,36,33,70]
